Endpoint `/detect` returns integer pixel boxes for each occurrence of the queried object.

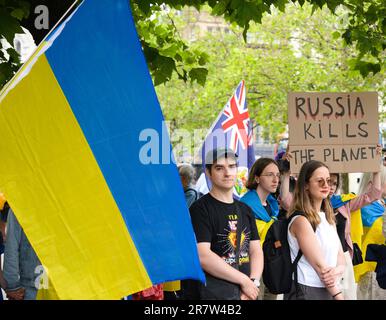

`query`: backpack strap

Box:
[233,202,243,271]
[185,188,199,201]
[288,211,316,296]
[292,251,303,294]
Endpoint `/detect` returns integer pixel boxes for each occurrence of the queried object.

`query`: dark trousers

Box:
[284,281,333,300]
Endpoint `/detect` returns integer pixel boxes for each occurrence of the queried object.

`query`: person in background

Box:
[178,164,200,208]
[3,208,42,300]
[190,148,262,300]
[285,160,345,300]
[0,211,5,300]
[383,206,386,240]
[0,195,8,243]
[0,195,8,300]
[240,158,280,243]
[0,244,5,301]
[382,148,386,167]
[356,168,386,300]
[240,157,280,300]
[276,150,296,220]
[328,163,382,300]
[164,163,200,300]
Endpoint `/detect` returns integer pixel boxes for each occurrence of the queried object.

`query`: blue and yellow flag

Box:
[330,193,357,210]
[0,0,204,299]
[352,202,385,282]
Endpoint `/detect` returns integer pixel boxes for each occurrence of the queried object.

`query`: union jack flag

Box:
[221,81,253,151]
[199,80,255,198]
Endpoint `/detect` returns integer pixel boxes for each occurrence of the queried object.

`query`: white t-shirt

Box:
[287,212,341,287]
[195,172,209,195]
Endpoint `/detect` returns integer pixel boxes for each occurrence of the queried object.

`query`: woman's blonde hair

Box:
[288,160,335,229]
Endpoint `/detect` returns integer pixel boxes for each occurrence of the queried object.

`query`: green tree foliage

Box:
[155,3,385,157]
[0,0,76,88]
[131,2,209,86]
[0,0,29,86]
[135,0,385,83]
[0,0,385,89]
[339,0,386,77]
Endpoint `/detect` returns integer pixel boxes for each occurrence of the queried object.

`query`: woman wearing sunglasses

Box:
[285,160,345,300]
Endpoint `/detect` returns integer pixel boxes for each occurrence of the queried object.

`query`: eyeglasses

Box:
[311,178,331,187]
[260,172,281,179]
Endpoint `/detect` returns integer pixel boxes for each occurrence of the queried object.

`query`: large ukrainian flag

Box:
[0,0,204,299]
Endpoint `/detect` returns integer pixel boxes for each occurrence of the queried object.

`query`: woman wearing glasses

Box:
[241,158,281,241]
[285,160,345,300]
[240,157,281,300]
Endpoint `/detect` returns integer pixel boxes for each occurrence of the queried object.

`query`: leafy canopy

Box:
[155,3,385,159]
[0,0,385,89]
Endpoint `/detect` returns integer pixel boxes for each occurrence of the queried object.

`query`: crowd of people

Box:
[0,146,385,300]
[176,145,385,300]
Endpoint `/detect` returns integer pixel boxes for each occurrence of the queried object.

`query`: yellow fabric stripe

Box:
[256,219,274,245]
[0,193,5,210]
[163,281,181,292]
[0,55,152,299]
[350,209,363,251]
[341,193,357,202]
[36,278,59,300]
[353,217,385,283]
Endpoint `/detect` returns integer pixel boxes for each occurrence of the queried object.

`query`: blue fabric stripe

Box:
[330,194,348,209]
[361,201,384,227]
[240,190,279,222]
[45,0,204,283]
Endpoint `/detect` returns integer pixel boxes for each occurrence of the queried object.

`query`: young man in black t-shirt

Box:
[189,148,263,300]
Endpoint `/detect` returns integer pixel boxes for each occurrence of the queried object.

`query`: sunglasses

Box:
[311,178,331,187]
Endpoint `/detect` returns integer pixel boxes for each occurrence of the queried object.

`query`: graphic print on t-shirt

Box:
[218,214,251,266]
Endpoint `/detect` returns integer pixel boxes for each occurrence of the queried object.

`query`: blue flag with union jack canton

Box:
[201,80,255,198]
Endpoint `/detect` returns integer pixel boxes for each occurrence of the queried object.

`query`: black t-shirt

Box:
[335,212,348,252]
[189,193,259,276]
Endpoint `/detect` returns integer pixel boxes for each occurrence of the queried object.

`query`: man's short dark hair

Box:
[205,148,238,173]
